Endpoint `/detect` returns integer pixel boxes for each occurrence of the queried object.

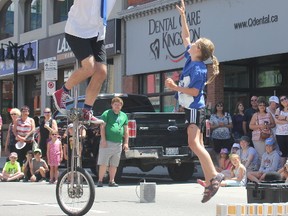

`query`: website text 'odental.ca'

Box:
[234,14,278,30]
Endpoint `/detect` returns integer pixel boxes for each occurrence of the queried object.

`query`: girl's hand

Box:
[165,78,177,90]
[176,0,185,15]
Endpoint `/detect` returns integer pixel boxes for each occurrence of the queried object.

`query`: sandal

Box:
[201,173,224,203]
[197,179,206,187]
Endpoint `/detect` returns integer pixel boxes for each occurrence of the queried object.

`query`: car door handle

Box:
[167,126,178,131]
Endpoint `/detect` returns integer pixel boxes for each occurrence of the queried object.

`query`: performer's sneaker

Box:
[82,109,104,124]
[52,88,72,115]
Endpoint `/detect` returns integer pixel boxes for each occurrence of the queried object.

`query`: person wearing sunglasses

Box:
[275,95,288,166]
[210,102,233,154]
[38,108,58,161]
[4,108,21,154]
[249,97,275,161]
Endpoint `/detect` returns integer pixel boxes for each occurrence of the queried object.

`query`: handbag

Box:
[257,114,271,141]
[260,130,271,140]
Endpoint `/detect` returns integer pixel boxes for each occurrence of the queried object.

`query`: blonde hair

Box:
[10,108,21,117]
[197,38,220,85]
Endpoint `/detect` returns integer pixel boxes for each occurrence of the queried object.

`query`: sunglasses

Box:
[44,111,51,114]
[280,97,287,102]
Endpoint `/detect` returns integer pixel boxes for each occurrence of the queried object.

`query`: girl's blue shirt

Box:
[176,45,207,109]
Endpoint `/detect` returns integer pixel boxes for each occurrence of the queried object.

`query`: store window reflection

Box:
[25,0,42,32]
[53,0,73,23]
[0,0,14,40]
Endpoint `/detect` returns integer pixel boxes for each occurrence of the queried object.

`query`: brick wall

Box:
[206,64,224,108]
[122,76,139,94]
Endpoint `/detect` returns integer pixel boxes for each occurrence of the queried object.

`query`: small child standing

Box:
[0,152,24,182]
[221,154,247,187]
[47,130,63,184]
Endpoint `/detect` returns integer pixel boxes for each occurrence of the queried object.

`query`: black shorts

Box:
[184,108,205,132]
[65,33,106,63]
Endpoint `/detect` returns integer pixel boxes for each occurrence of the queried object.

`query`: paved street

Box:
[0,156,249,216]
[0,176,247,216]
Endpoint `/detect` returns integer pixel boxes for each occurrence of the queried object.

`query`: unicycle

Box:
[56,84,95,216]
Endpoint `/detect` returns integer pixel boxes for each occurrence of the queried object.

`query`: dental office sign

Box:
[126,0,287,75]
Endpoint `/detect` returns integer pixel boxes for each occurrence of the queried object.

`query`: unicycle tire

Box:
[56,167,95,216]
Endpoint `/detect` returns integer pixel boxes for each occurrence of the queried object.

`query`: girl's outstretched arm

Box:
[176,0,190,48]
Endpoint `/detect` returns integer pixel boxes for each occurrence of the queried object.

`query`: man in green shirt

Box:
[97,97,129,187]
[0,152,24,182]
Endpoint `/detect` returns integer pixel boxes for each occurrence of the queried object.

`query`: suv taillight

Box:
[128,120,137,138]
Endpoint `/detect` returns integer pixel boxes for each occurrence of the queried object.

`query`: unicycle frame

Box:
[56,62,95,216]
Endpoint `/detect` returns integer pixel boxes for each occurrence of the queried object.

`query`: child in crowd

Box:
[247,137,281,183]
[231,143,240,154]
[30,148,49,182]
[0,152,24,182]
[220,154,247,187]
[278,159,288,182]
[47,130,63,184]
[22,150,33,182]
[216,148,232,178]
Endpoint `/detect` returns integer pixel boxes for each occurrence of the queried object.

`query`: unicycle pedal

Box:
[67,108,82,121]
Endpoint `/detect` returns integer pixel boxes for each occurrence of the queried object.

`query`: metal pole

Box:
[13,43,18,108]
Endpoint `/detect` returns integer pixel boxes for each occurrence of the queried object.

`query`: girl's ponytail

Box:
[205,55,219,85]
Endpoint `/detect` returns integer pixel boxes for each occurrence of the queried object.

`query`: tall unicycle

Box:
[56,81,95,216]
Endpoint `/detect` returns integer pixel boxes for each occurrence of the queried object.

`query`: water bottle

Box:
[205,119,210,137]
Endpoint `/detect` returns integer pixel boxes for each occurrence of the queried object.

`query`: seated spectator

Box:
[22,150,33,182]
[231,143,240,154]
[247,137,281,183]
[278,159,288,182]
[237,136,259,172]
[216,148,232,178]
[30,148,49,182]
[0,152,24,182]
[220,154,247,187]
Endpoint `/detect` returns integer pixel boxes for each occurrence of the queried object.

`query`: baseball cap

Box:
[265,137,274,145]
[220,148,229,154]
[240,136,250,143]
[232,143,240,149]
[9,152,18,158]
[34,148,42,154]
[269,96,279,104]
[68,123,73,128]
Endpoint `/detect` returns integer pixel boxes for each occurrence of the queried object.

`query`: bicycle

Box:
[55,84,95,216]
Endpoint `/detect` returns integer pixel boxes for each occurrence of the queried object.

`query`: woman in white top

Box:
[275,95,288,166]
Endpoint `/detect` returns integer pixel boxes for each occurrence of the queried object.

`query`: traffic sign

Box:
[44,60,58,80]
[47,81,56,96]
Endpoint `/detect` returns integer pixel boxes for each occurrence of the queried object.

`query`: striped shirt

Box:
[16,117,33,140]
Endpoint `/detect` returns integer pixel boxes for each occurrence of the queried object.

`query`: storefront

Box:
[122,0,288,113]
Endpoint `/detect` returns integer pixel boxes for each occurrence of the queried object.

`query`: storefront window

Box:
[148,96,160,112]
[0,0,14,40]
[163,95,177,112]
[256,66,282,88]
[142,73,160,94]
[224,65,249,88]
[1,80,13,124]
[25,0,42,32]
[53,0,73,23]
